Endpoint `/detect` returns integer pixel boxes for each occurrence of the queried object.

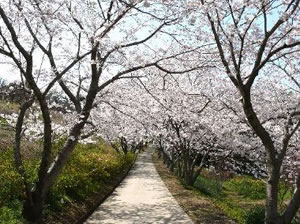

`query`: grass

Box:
[0,139,136,223]
[193,174,251,224]
[152,152,236,224]
[194,173,298,224]
[153,151,299,224]
[223,176,266,200]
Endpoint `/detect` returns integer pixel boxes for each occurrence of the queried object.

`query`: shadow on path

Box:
[84,148,194,224]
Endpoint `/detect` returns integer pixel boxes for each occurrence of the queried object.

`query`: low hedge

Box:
[0,141,135,223]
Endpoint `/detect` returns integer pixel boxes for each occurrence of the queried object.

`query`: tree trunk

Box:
[184,174,194,186]
[240,88,282,224]
[183,150,188,180]
[169,163,174,172]
[192,167,203,186]
[22,191,45,222]
[176,160,183,178]
[183,157,197,186]
[280,174,300,224]
[265,166,281,224]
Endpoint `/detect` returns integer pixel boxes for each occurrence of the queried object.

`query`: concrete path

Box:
[84,148,194,224]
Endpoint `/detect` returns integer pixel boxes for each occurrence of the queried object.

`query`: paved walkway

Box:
[84,148,194,224]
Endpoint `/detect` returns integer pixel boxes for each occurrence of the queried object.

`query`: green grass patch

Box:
[215,198,246,224]
[223,176,265,200]
[192,174,298,224]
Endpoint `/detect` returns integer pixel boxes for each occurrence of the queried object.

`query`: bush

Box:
[0,149,24,204]
[224,176,265,200]
[194,176,224,198]
[1,140,136,221]
[244,205,265,224]
[0,200,24,224]
[124,152,136,165]
[47,142,135,209]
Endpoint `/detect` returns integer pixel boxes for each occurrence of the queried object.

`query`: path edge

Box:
[75,154,137,224]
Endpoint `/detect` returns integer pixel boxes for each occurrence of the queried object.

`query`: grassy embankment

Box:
[0,100,136,224]
[152,152,299,224]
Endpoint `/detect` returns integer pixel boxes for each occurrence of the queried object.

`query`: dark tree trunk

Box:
[265,167,281,224]
[184,173,195,186]
[176,160,183,178]
[22,191,45,222]
[240,88,283,224]
[202,1,300,222]
[169,162,175,172]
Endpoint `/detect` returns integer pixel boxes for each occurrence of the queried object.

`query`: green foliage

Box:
[124,152,136,165]
[224,176,265,200]
[292,219,300,224]
[0,200,24,224]
[0,149,24,204]
[194,176,224,198]
[244,205,265,224]
[0,149,41,223]
[0,141,136,221]
[47,142,135,210]
[278,181,293,205]
[215,199,246,224]
[0,115,8,125]
[23,159,40,192]
[216,203,266,224]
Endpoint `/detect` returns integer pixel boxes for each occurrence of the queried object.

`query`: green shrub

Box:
[278,181,293,205]
[124,152,136,165]
[0,149,24,204]
[224,176,265,200]
[0,148,24,224]
[244,205,265,224]
[0,199,24,224]
[47,143,135,210]
[194,176,224,198]
[0,149,40,223]
[1,140,136,221]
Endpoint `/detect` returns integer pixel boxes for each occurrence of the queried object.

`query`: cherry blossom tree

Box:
[185,0,300,223]
[90,84,150,154]
[1,0,299,222]
[0,0,200,221]
[107,72,239,185]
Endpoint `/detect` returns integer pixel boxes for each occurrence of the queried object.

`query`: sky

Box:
[0,62,20,83]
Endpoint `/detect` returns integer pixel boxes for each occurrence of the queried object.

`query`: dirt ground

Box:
[152,152,236,224]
